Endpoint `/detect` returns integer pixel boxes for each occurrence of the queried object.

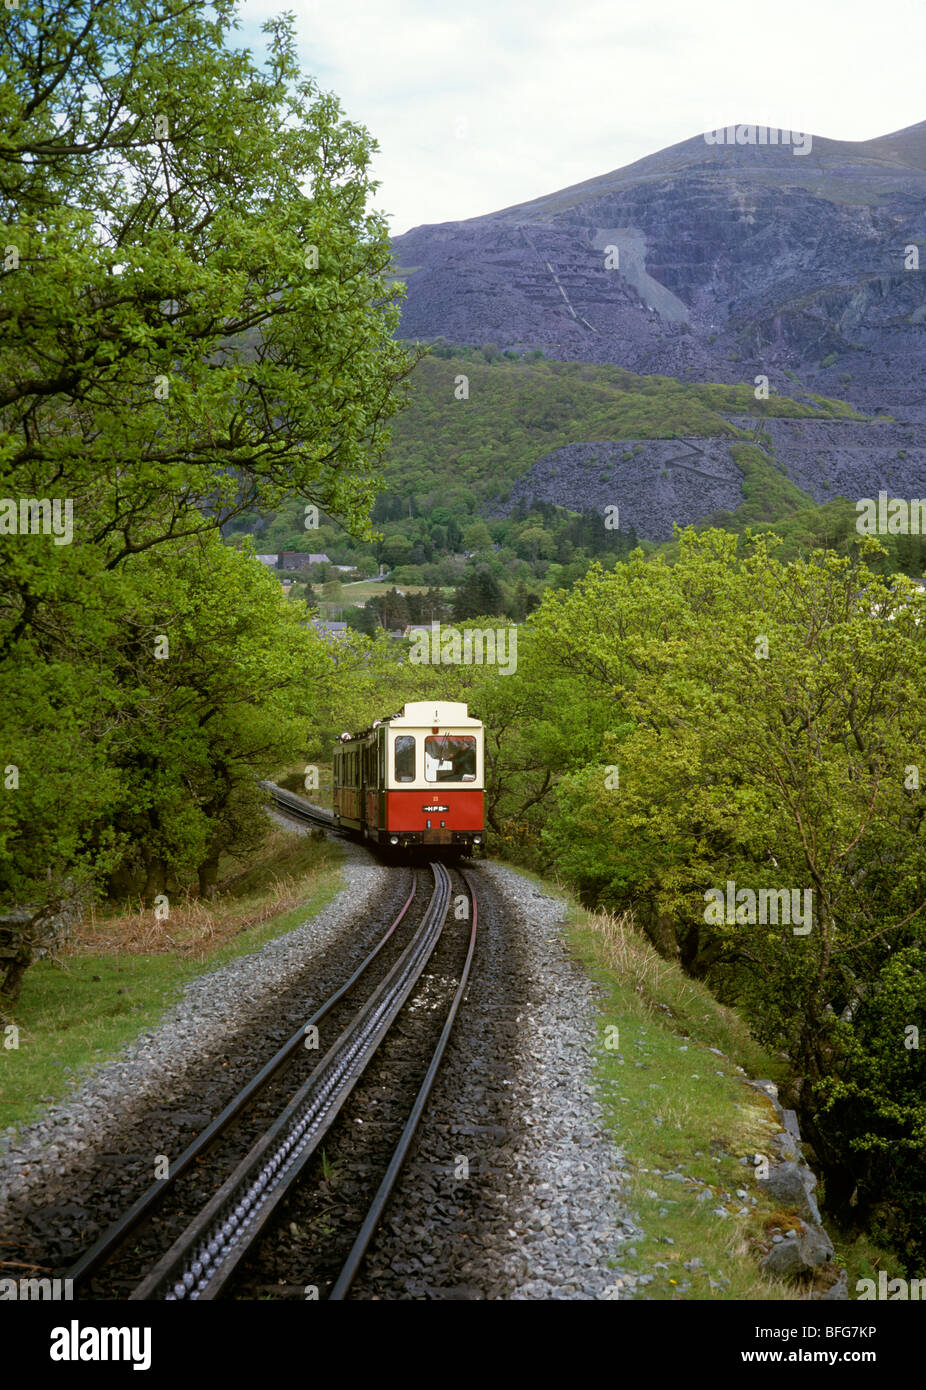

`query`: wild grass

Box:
[490,858,825,1298]
[0,829,342,1132]
[566,901,805,1300]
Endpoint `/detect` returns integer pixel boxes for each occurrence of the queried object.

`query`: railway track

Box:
[66,860,478,1300]
[261,780,341,833]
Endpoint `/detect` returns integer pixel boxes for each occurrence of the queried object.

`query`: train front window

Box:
[425,736,476,782]
[394,734,416,783]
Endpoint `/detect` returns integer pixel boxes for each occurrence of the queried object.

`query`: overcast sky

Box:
[238,0,926,235]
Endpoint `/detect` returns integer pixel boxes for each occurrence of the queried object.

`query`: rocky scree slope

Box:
[392,122,926,531]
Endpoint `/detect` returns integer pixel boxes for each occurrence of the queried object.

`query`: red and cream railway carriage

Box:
[332,701,485,854]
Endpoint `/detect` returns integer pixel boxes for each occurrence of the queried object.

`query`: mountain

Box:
[390,122,926,536]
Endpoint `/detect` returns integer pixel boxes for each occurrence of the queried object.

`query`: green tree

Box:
[380,535,414,569]
[462,521,493,553]
[454,566,504,620]
[529,529,926,1258]
[462,629,609,848]
[515,526,556,563]
[365,588,409,631]
[0,2,415,965]
[102,537,331,900]
[2,3,414,629]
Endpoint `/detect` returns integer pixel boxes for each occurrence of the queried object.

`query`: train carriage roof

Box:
[389,701,481,728]
[337,701,481,745]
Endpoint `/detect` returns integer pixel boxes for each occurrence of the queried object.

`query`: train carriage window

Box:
[424,736,476,782]
[394,734,416,783]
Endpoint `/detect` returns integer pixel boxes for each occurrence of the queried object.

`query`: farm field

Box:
[340,579,454,604]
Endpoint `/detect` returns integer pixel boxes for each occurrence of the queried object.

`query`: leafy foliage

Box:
[524,530,926,1263]
[239,349,869,605]
[0,2,413,970]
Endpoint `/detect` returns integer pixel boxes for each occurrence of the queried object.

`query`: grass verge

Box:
[491,857,891,1300]
[0,829,343,1134]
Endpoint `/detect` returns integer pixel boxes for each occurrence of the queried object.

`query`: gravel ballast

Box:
[349,860,642,1300]
[0,840,392,1222]
[0,843,642,1299]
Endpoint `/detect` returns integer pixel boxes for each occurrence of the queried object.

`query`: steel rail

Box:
[261,781,339,832]
[130,862,453,1300]
[66,870,418,1291]
[329,867,479,1299]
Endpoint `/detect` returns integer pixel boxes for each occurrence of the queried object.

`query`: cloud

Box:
[239,0,926,233]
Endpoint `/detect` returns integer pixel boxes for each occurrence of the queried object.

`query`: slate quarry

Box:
[392,122,926,537]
